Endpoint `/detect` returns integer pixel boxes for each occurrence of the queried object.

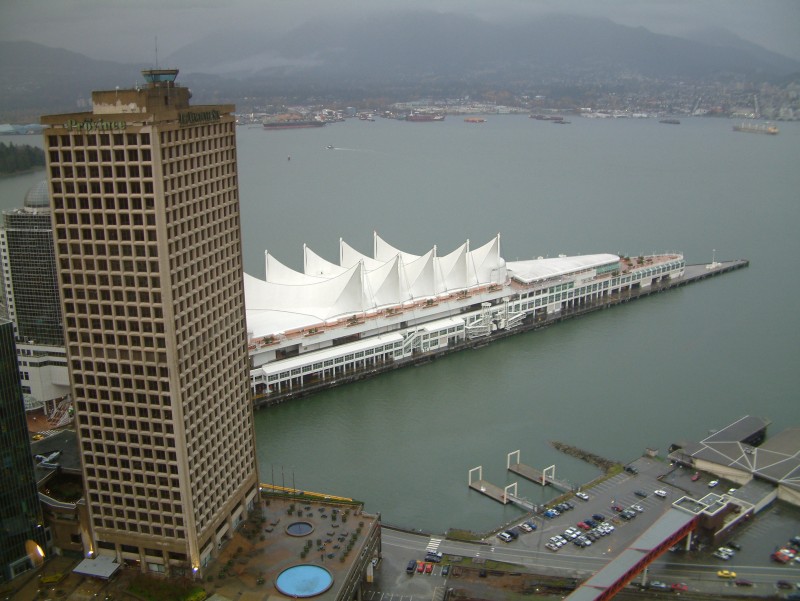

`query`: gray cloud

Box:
[2,0,799,62]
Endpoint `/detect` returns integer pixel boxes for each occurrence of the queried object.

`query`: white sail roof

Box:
[468,235,507,285]
[374,232,422,263]
[265,252,325,285]
[340,239,384,271]
[304,244,347,278]
[246,233,510,337]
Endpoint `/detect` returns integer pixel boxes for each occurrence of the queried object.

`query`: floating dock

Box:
[468,480,509,505]
[507,450,573,492]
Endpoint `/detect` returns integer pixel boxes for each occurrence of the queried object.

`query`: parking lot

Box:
[372,455,800,599]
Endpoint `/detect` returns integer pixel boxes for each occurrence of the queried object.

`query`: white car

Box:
[631,504,645,513]
[575,491,590,501]
[654,489,667,498]
[708,480,719,488]
[518,523,533,532]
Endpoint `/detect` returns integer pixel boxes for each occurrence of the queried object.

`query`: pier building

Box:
[246,233,685,403]
[41,68,259,576]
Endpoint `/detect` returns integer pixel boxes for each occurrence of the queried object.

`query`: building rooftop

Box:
[671,416,800,494]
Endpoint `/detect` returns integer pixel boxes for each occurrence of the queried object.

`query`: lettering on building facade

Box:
[63,118,127,131]
[178,110,221,126]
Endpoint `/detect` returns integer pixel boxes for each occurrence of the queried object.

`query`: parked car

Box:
[631,504,645,513]
[496,531,513,543]
[426,551,442,563]
[634,490,648,498]
[624,465,638,474]
[518,522,533,533]
[441,565,450,576]
[592,513,606,522]
[727,541,742,551]
[524,521,537,531]
[611,504,623,512]
[709,480,719,487]
[691,472,700,481]
[407,560,417,574]
[417,561,425,573]
[654,489,668,498]
[575,491,589,500]
[425,562,433,574]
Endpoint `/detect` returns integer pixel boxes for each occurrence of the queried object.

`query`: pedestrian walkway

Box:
[426,538,442,553]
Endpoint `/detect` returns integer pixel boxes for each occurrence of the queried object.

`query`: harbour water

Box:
[2,115,799,534]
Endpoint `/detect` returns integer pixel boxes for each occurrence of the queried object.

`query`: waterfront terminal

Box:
[245,232,745,407]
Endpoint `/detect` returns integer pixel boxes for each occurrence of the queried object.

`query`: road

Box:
[368,456,800,599]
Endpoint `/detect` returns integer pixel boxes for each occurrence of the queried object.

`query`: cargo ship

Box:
[263,114,326,129]
[733,122,778,135]
[406,112,445,122]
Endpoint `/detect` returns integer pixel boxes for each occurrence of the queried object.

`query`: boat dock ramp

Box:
[507,450,573,492]
[468,451,573,510]
[467,468,536,511]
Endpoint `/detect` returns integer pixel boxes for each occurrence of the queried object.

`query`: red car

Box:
[417,561,425,573]
[671,583,688,591]
[611,504,623,512]
[425,562,434,574]
[691,473,700,481]
[577,522,591,530]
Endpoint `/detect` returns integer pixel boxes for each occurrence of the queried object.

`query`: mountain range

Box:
[2,11,798,119]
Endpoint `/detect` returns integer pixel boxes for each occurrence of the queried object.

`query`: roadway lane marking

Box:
[426,538,442,552]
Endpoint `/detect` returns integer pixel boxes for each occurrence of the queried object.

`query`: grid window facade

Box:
[43,75,258,573]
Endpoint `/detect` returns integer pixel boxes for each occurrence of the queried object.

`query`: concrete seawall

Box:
[253,259,749,409]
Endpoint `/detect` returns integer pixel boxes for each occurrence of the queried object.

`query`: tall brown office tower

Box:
[41,69,259,576]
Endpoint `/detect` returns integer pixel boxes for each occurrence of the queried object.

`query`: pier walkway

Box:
[508,463,573,492]
[507,450,573,492]
[467,466,536,511]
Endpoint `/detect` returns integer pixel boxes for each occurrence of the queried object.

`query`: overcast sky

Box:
[2,0,799,63]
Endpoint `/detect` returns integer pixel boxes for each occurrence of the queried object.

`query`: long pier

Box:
[254,259,749,408]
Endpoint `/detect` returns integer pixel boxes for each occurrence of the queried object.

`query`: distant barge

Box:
[733,122,779,135]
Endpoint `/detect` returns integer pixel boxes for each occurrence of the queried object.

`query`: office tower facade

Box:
[0,318,46,582]
[41,69,259,575]
[0,181,70,410]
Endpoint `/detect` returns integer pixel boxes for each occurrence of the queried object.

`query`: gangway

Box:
[467,466,534,511]
[507,450,573,492]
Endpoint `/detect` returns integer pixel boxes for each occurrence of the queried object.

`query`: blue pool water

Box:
[275,565,333,597]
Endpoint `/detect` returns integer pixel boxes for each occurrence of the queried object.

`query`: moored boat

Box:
[733,122,778,135]
[263,113,326,129]
[406,112,445,122]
